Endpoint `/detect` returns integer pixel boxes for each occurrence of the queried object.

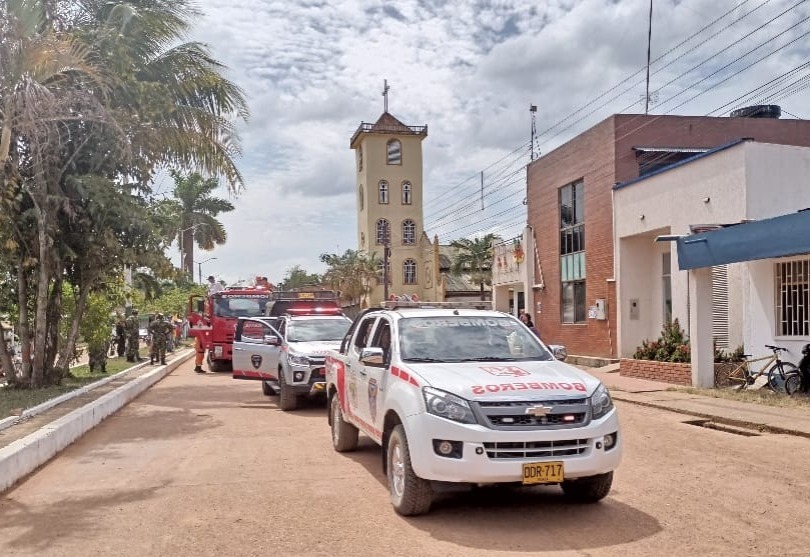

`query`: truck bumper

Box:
[287,364,328,396]
[403,410,622,484]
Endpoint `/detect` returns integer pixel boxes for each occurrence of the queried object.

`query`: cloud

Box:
[173,0,810,285]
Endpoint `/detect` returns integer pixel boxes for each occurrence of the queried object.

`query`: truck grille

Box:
[308,356,326,366]
[484,439,589,460]
[474,399,590,430]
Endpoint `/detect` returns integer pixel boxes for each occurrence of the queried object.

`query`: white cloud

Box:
[172,0,810,286]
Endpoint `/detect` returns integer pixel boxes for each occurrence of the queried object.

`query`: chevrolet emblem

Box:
[525,405,553,417]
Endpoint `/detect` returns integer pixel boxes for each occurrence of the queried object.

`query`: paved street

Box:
[1,361,810,557]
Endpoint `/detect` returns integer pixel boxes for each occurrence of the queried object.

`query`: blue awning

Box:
[676,210,810,270]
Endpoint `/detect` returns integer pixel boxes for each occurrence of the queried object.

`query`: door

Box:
[232,317,281,380]
[355,317,392,433]
[343,315,378,429]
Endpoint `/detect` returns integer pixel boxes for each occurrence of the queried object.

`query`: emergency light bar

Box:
[273,291,338,301]
[286,305,344,315]
[381,301,494,310]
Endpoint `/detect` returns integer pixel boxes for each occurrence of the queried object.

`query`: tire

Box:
[330,395,359,452]
[767,362,799,393]
[278,370,298,411]
[784,372,802,396]
[561,472,613,503]
[262,380,276,396]
[207,353,224,373]
[386,425,432,516]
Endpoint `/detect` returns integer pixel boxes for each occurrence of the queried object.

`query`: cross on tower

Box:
[382,79,390,113]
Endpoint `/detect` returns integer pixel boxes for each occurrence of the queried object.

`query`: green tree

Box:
[278,265,321,291]
[157,171,235,278]
[450,234,499,301]
[320,250,379,308]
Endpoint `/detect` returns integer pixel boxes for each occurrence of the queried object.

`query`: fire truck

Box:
[186,284,274,372]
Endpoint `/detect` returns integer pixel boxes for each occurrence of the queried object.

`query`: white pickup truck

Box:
[325,302,622,516]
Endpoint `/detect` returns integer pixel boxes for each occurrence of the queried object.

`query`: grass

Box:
[678,385,810,410]
[0,356,136,419]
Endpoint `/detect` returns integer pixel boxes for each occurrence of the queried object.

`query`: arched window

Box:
[402,181,412,205]
[358,184,364,211]
[403,259,417,285]
[358,146,363,171]
[402,219,416,245]
[387,139,402,165]
[378,180,389,204]
[375,219,390,245]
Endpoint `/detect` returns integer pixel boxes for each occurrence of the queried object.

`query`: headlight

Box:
[590,383,614,420]
[423,387,477,424]
[287,352,309,366]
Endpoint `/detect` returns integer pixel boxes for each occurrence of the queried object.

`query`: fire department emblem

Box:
[368,378,378,423]
[481,366,530,377]
[251,354,262,369]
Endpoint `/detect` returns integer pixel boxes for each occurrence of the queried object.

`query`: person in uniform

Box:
[125,309,143,362]
[115,314,127,357]
[148,313,173,365]
[88,342,108,374]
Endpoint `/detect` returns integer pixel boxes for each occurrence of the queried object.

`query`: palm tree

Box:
[320,250,380,309]
[158,171,234,277]
[450,234,500,301]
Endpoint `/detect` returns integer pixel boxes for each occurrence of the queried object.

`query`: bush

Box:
[633,319,691,363]
[714,343,745,363]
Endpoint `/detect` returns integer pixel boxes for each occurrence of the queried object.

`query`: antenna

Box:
[644,0,653,115]
[529,104,538,161]
[382,79,390,113]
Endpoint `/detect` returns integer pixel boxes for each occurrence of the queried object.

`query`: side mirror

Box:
[549,344,567,361]
[264,335,281,346]
[360,346,385,366]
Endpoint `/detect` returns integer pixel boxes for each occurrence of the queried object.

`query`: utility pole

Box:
[645,0,653,115]
[383,231,391,300]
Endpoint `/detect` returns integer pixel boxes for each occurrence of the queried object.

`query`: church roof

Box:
[350,112,428,148]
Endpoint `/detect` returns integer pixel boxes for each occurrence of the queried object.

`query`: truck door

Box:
[355,317,392,433]
[232,317,281,381]
[344,315,378,428]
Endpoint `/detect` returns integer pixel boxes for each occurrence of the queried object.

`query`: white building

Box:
[614,140,810,386]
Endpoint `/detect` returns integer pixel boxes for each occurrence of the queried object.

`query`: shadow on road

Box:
[0,483,167,552]
[344,441,661,552]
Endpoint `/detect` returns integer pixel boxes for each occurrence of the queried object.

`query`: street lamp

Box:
[197,257,217,285]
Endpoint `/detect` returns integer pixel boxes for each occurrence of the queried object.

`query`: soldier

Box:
[148,313,173,365]
[88,342,108,374]
[125,309,143,362]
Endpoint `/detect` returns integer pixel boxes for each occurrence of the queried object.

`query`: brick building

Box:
[526,111,810,359]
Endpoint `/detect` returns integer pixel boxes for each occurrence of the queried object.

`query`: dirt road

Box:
[1,360,809,557]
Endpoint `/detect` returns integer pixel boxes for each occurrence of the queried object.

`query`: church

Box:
[349,83,488,307]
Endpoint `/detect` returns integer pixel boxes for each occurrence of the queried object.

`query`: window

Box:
[403,259,417,284]
[559,180,586,323]
[378,180,389,204]
[387,139,401,165]
[775,259,810,336]
[402,181,412,204]
[358,184,364,211]
[358,146,363,171]
[402,219,416,245]
[375,219,390,245]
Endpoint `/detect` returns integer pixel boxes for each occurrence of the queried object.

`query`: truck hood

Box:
[288,341,342,357]
[406,360,602,400]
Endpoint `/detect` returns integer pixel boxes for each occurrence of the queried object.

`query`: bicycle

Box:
[720,345,800,393]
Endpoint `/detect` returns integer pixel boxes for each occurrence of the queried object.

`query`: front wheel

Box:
[387,425,433,516]
[561,472,613,503]
[330,395,358,452]
[278,370,298,411]
[767,362,799,393]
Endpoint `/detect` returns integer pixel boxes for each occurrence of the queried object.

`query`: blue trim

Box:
[676,210,810,270]
[613,138,749,190]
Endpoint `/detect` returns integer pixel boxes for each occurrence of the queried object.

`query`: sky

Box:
[162,0,810,286]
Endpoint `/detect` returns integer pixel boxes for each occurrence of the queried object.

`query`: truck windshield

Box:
[287,318,351,343]
[213,295,271,318]
[398,316,553,362]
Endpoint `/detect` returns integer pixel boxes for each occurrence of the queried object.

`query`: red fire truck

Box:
[186,284,274,372]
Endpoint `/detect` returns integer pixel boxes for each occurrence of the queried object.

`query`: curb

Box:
[0,350,194,494]
[611,392,810,440]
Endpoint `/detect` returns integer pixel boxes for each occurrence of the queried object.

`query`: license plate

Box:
[522,461,564,485]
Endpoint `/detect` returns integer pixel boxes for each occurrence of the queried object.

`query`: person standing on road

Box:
[125,309,143,362]
[148,313,173,365]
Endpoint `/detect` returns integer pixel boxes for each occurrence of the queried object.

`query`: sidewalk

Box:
[587,366,810,438]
